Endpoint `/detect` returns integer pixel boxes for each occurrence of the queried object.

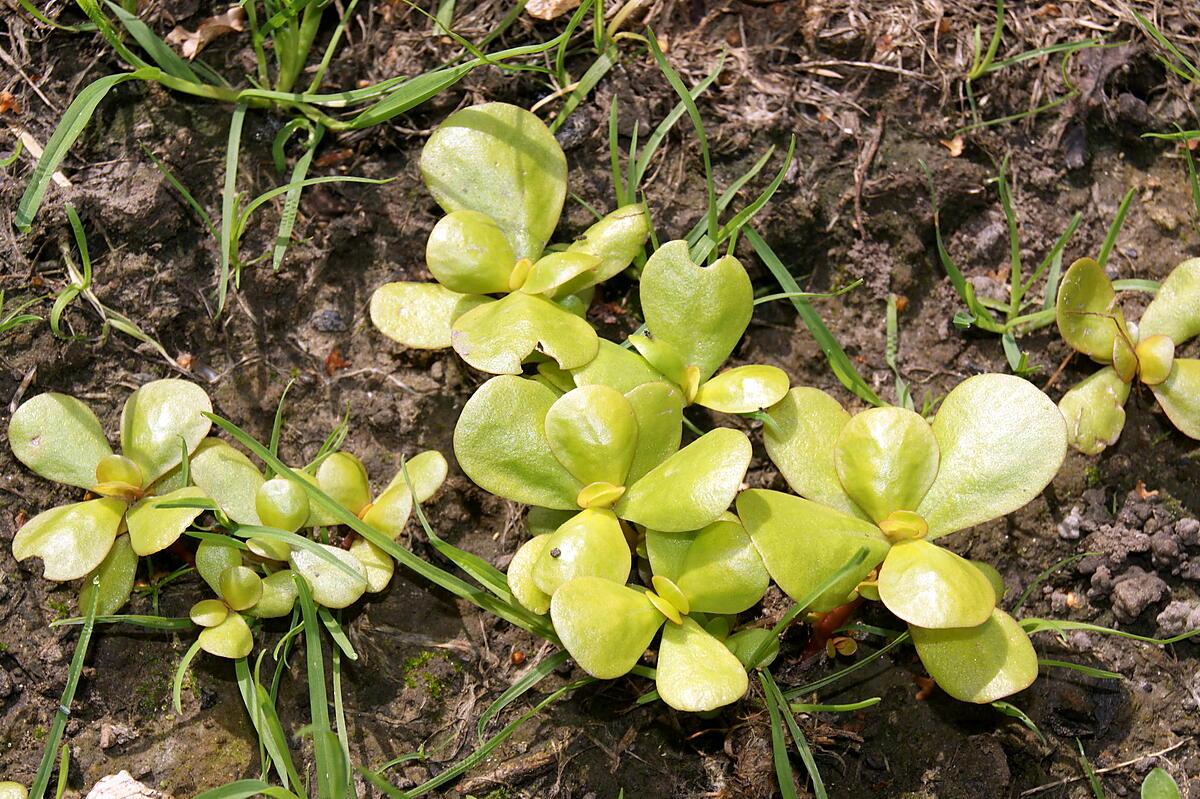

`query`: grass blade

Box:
[762,670,827,799]
[104,0,202,82]
[272,124,323,271]
[1097,188,1135,269]
[218,104,248,314]
[476,651,570,741]
[746,228,884,407]
[296,575,350,799]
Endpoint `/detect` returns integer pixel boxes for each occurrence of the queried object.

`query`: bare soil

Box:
[2,1,1200,797]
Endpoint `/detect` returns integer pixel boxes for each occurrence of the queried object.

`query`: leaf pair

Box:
[1056,257,1200,453]
[191,543,304,659]
[9,380,212,614]
[512,514,769,711]
[739,373,1066,702]
[369,102,650,374]
[454,375,752,531]
[566,240,790,413]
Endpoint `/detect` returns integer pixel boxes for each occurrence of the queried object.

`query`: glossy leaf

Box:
[1058,368,1131,455]
[918,374,1066,540]
[507,534,552,615]
[692,365,790,413]
[246,570,300,619]
[12,497,126,581]
[628,333,691,389]
[8,392,112,490]
[256,477,311,533]
[198,612,254,659]
[532,509,630,595]
[1152,358,1200,439]
[549,577,664,679]
[1139,258,1200,346]
[454,375,581,509]
[196,539,243,595]
[519,251,601,297]
[219,565,264,611]
[564,204,650,288]
[725,628,779,670]
[617,428,751,532]
[425,209,516,294]
[624,382,685,485]
[80,534,137,617]
[369,281,488,350]
[544,385,638,487]
[316,452,372,516]
[1141,768,1183,799]
[450,291,599,374]
[737,489,889,611]
[190,598,229,628]
[657,616,749,712]
[910,608,1038,703]
[1135,335,1175,386]
[380,450,449,502]
[126,486,206,556]
[526,507,576,537]
[189,438,264,525]
[366,450,449,539]
[639,240,754,381]
[420,102,566,260]
[764,387,862,518]
[834,407,939,523]
[1055,257,1127,362]
[570,340,663,394]
[646,517,769,614]
[290,544,367,609]
[877,539,996,629]
[349,537,394,593]
[120,379,212,485]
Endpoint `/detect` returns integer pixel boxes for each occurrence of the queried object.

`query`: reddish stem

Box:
[803,597,863,655]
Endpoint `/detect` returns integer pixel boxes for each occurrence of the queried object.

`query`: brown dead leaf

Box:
[0,91,20,115]
[939,135,964,157]
[1135,480,1159,500]
[314,148,354,168]
[325,348,351,376]
[526,0,580,20]
[166,6,246,60]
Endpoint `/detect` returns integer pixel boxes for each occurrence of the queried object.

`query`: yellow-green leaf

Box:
[450,291,599,375]
[507,535,552,614]
[290,544,367,609]
[369,281,488,350]
[198,612,254,659]
[1056,257,1128,362]
[425,209,516,295]
[657,616,749,712]
[570,339,664,394]
[8,392,112,490]
[120,379,212,485]
[910,608,1038,703]
[1152,358,1200,440]
[549,577,664,679]
[189,438,264,525]
[544,384,638,487]
[764,387,863,519]
[563,204,650,289]
[877,539,996,629]
[1139,257,1200,346]
[79,534,138,617]
[646,517,769,614]
[13,497,126,581]
[126,486,205,556]
[532,508,630,595]
[1058,367,1131,455]
[692,365,790,414]
[834,407,939,524]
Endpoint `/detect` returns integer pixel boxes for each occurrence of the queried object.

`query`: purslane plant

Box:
[1055,257,1200,454]
[553,239,790,415]
[370,102,650,374]
[8,379,213,614]
[738,373,1067,703]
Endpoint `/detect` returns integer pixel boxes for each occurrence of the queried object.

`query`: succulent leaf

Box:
[369,281,489,350]
[876,539,996,629]
[910,608,1037,703]
[454,375,581,509]
[1056,257,1129,363]
[119,379,212,485]
[763,387,864,518]
[833,406,939,524]
[289,544,368,609]
[198,612,254,659]
[450,291,599,375]
[917,374,1066,540]
[189,438,265,525]
[79,534,138,616]
[126,486,206,556]
[549,576,664,679]
[618,428,751,533]
[8,392,112,490]
[692,365,790,414]
[544,385,639,487]
[1058,367,1131,455]
[657,616,749,712]
[425,209,517,294]
[639,240,754,381]
[507,535,553,614]
[563,204,651,289]
[736,489,889,612]
[13,498,126,581]
[1151,358,1200,439]
[1139,257,1200,346]
[532,508,631,595]
[420,102,567,260]
[645,517,769,614]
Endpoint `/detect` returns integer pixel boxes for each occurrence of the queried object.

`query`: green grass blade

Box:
[272,124,323,271]
[633,57,722,190]
[218,103,248,315]
[104,0,202,82]
[296,575,349,799]
[1097,188,1135,269]
[194,780,300,799]
[686,145,775,248]
[15,71,151,230]
[233,523,367,585]
[762,670,827,799]
[1038,658,1121,680]
[715,136,796,244]
[760,671,800,799]
[318,607,358,661]
[172,638,204,713]
[29,578,99,799]
[746,227,884,407]
[234,656,303,789]
[991,700,1046,744]
[50,613,194,630]
[550,47,617,134]
[140,144,218,239]
[476,650,570,741]
[783,632,911,698]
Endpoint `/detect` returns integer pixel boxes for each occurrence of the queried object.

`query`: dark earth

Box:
[2,1,1200,796]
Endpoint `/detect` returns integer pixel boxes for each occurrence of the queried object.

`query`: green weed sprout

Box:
[561,239,790,414]
[370,102,649,375]
[8,379,212,615]
[182,442,448,658]
[1055,257,1200,454]
[738,373,1067,703]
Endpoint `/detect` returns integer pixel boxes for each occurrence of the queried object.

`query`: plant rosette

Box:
[554,239,790,415]
[1056,257,1200,454]
[369,102,650,375]
[737,373,1067,703]
[9,379,213,615]
[525,513,771,712]
[190,442,448,622]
